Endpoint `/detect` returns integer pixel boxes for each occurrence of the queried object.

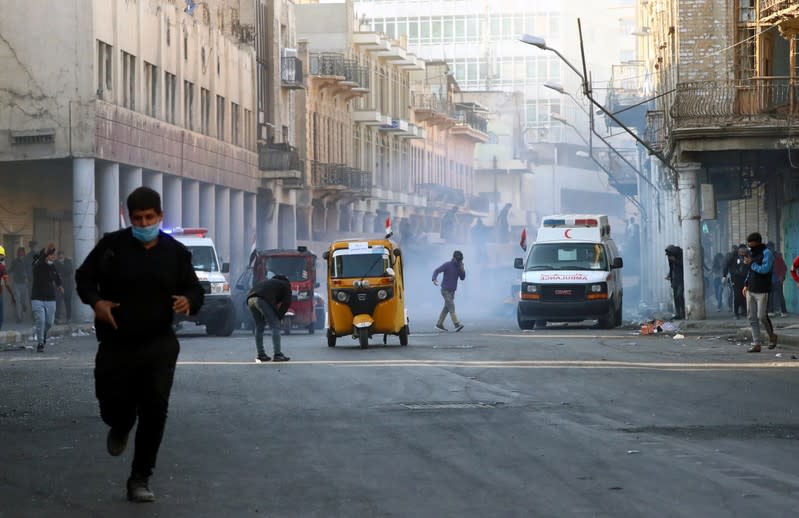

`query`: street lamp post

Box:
[521,23,705,319]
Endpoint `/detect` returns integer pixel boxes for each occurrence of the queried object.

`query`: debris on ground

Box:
[673,334,685,339]
[640,319,680,335]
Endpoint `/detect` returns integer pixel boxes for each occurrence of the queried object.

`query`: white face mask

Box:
[46,259,54,265]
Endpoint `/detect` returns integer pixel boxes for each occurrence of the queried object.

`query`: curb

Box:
[0,324,95,351]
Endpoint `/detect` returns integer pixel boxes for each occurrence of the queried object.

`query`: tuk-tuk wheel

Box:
[327,329,336,347]
[358,328,369,348]
[308,323,315,334]
[399,325,409,346]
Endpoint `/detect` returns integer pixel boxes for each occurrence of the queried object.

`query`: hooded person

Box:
[665,245,685,319]
[432,250,466,332]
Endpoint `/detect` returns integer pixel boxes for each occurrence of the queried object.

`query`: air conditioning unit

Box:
[281,48,298,58]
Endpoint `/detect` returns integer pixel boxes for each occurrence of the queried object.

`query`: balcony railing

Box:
[308,53,368,90]
[281,56,304,88]
[412,93,449,113]
[452,109,488,134]
[258,142,302,172]
[671,77,799,125]
[644,110,666,152]
[761,0,798,20]
[310,161,370,192]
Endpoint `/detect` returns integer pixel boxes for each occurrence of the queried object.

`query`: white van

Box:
[169,227,236,336]
[514,215,623,329]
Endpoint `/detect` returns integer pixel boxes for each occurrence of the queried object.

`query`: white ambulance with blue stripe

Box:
[514,215,623,329]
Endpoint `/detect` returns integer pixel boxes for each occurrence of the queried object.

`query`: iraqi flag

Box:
[385,216,393,238]
[520,228,527,251]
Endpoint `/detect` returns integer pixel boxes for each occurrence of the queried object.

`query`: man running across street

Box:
[432,250,466,332]
[743,232,778,353]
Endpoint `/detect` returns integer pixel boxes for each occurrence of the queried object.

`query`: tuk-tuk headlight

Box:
[377,289,388,300]
[298,291,311,300]
[334,290,349,303]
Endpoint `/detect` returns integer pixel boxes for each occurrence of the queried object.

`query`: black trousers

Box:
[671,283,685,318]
[94,333,179,478]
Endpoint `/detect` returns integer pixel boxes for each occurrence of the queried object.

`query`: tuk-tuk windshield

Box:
[331,249,389,278]
[265,256,309,281]
[525,243,608,271]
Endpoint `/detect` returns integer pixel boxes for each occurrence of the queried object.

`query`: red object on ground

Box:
[791,255,799,283]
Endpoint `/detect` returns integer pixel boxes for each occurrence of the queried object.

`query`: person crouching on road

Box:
[31,244,62,352]
[432,250,466,332]
[743,232,778,353]
[247,274,292,363]
[75,186,205,503]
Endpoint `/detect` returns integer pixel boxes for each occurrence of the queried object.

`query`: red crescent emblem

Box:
[564,229,573,238]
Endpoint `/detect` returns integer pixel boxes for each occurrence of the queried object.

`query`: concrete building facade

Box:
[0,0,260,322]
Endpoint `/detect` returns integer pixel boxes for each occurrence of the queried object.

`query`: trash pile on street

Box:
[639,319,680,335]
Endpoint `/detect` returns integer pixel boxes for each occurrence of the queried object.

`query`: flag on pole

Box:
[385,216,393,238]
[520,228,527,251]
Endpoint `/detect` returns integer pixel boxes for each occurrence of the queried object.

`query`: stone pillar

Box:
[230,190,245,280]
[296,205,312,241]
[73,158,96,323]
[326,202,340,234]
[278,203,297,249]
[182,179,200,228]
[215,187,231,268]
[97,162,120,236]
[119,166,143,206]
[257,190,278,249]
[199,183,216,240]
[143,171,163,196]
[244,192,257,261]
[352,210,365,234]
[163,176,182,230]
[678,163,705,320]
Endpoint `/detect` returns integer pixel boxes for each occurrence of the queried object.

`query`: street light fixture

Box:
[519,30,671,171]
[543,81,565,94]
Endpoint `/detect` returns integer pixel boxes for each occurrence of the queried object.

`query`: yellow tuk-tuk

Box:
[322,238,408,348]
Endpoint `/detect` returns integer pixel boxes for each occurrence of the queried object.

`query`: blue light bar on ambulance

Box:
[163,227,208,237]
[542,218,598,227]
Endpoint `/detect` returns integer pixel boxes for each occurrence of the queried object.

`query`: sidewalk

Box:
[637,309,799,348]
[0,320,95,351]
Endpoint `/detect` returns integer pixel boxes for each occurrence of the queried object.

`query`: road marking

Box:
[481,333,642,340]
[174,359,799,370]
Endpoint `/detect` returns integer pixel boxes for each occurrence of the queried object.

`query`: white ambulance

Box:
[168,227,236,336]
[514,215,623,329]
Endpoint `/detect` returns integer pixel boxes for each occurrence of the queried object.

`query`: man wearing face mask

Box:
[30,244,62,351]
[76,186,204,503]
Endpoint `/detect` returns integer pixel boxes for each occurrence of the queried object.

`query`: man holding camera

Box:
[743,232,778,352]
[432,250,466,332]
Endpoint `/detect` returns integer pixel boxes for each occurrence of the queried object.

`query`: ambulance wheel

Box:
[533,320,547,329]
[517,307,534,330]
[358,328,369,348]
[599,301,616,329]
[327,329,336,347]
[399,325,409,346]
[614,299,623,327]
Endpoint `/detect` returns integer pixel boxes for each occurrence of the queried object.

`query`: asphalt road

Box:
[2,318,799,518]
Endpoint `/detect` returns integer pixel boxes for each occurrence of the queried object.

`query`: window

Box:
[144,62,158,117]
[244,109,253,149]
[200,88,210,135]
[216,95,225,140]
[164,72,177,123]
[121,51,136,110]
[183,80,194,130]
[739,0,755,22]
[97,41,113,96]
[231,102,240,145]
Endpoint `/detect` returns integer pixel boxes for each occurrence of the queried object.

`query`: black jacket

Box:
[247,278,292,319]
[75,228,204,343]
[665,245,684,287]
[745,244,772,294]
[31,253,62,301]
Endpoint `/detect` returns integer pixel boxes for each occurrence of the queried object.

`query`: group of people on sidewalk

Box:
[667,232,793,353]
[0,242,74,351]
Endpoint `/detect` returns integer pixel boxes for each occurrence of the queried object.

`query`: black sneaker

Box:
[255,355,271,363]
[106,427,129,456]
[126,477,155,503]
[36,343,44,353]
[273,353,290,362]
[454,324,464,332]
[435,324,448,332]
[768,334,778,349]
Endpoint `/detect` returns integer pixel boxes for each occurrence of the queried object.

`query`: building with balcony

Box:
[636,0,799,315]
[0,0,261,322]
